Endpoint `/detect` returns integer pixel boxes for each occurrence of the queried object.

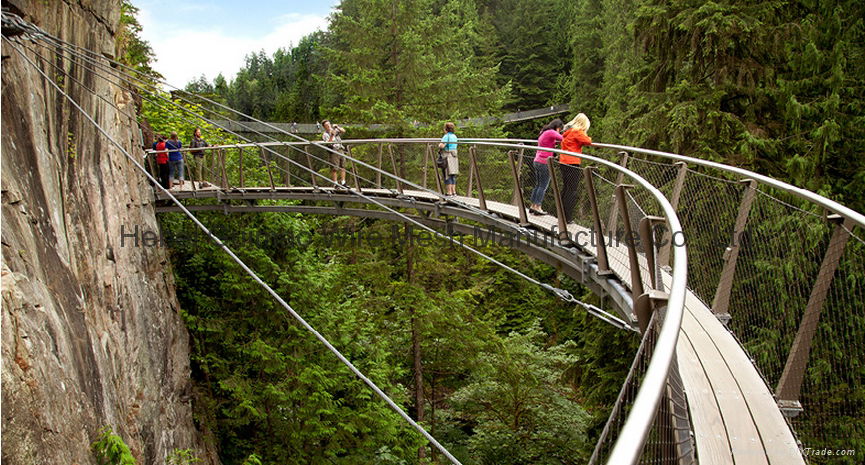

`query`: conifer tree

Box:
[323,0,508,129]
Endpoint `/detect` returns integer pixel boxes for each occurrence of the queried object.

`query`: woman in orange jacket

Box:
[559,113,592,223]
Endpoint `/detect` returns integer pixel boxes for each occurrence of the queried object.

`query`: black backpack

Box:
[436,148,447,168]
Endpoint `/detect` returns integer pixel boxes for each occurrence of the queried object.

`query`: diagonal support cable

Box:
[3,35,465,465]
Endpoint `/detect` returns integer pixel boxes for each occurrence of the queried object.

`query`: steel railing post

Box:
[640,216,666,291]
[347,145,361,191]
[146,152,155,178]
[615,184,644,299]
[219,148,229,188]
[584,167,612,275]
[607,152,630,235]
[189,151,199,192]
[547,158,569,242]
[711,179,757,320]
[511,146,526,206]
[466,145,475,199]
[659,162,687,268]
[262,147,275,191]
[304,144,317,189]
[284,146,291,187]
[423,143,431,189]
[388,144,403,194]
[376,143,383,189]
[508,150,530,227]
[238,147,244,187]
[434,160,445,195]
[469,146,487,211]
[633,214,669,333]
[776,216,854,416]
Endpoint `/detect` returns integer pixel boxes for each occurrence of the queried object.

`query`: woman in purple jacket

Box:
[529,118,564,215]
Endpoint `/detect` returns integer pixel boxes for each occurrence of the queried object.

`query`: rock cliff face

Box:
[1,1,214,464]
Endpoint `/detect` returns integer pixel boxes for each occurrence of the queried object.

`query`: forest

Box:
[119,0,864,464]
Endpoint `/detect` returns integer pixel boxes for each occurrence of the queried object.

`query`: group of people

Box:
[150,116,591,218]
[430,113,592,222]
[319,119,461,195]
[151,128,209,190]
[530,113,592,222]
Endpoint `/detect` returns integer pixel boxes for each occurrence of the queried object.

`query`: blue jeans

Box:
[445,175,456,185]
[530,161,550,205]
[169,159,184,183]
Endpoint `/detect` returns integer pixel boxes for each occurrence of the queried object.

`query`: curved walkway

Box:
[157,184,804,465]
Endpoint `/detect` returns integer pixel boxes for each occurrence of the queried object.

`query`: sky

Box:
[136,0,339,87]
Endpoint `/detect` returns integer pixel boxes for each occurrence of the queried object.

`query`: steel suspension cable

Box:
[33,26,522,232]
[3,35,465,465]
[18,39,323,190]
[23,29,606,317]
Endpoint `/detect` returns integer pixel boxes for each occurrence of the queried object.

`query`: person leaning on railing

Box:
[530,118,564,215]
[560,113,592,224]
[189,127,209,187]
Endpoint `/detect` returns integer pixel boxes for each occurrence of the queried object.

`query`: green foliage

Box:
[117,1,161,81]
[450,324,590,464]
[323,0,509,133]
[141,91,241,147]
[158,208,628,464]
[92,427,136,465]
[167,449,202,465]
[564,0,865,211]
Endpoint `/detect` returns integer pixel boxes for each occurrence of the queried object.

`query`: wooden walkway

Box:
[157,185,805,465]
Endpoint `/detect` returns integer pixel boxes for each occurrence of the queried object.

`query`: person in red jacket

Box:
[560,113,592,223]
[153,135,170,190]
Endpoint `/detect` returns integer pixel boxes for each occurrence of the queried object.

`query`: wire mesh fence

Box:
[140,134,865,464]
[590,147,865,464]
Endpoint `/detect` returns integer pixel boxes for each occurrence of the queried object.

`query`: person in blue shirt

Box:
[438,122,459,196]
[165,132,184,188]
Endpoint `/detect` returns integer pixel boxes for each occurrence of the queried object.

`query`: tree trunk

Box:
[407,237,426,460]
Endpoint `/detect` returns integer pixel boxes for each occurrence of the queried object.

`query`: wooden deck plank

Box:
[681,308,770,465]
[677,329,735,464]
[683,298,805,465]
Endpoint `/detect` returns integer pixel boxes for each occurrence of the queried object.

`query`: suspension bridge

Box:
[4,10,864,465]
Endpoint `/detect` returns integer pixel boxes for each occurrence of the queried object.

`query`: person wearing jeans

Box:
[531,160,551,209]
[165,132,184,188]
[439,122,459,196]
[530,118,564,215]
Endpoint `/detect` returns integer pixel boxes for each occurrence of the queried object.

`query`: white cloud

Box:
[139,8,328,87]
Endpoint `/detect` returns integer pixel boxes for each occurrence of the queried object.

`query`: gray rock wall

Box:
[1,1,215,464]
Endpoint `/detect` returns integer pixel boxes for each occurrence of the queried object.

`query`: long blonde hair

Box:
[565,113,590,132]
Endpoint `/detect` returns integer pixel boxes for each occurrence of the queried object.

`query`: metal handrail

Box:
[471,138,865,230]
[465,141,688,464]
[591,142,865,229]
[163,138,688,464]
